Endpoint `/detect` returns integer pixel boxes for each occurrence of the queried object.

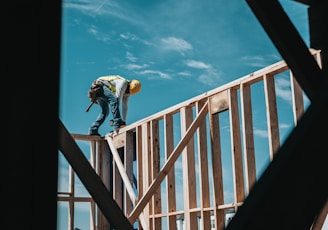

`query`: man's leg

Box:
[88,98,109,135]
[109,97,125,130]
[103,87,125,131]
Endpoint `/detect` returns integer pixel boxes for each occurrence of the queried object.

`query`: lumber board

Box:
[58,119,133,230]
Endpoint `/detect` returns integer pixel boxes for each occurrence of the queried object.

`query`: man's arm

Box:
[121,94,130,122]
[114,79,128,98]
[114,79,129,122]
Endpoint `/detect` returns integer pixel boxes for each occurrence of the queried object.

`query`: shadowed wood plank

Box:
[58,119,133,230]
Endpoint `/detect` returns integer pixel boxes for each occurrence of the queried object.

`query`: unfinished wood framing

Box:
[59,49,325,230]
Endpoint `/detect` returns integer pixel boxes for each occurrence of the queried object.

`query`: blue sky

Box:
[58,0,316,229]
[59,0,310,136]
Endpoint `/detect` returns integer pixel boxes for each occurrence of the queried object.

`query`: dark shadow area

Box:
[6,1,61,229]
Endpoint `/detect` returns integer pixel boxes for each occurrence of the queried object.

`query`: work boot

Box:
[119,121,126,128]
[115,122,126,132]
[88,127,100,136]
[110,120,126,128]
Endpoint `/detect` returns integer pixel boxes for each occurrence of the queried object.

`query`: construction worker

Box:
[88,75,141,136]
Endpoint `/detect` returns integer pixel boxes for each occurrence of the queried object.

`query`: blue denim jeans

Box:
[89,85,125,134]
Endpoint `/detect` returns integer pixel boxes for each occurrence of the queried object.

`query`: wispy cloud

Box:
[185,60,211,69]
[160,37,193,55]
[177,71,192,77]
[280,123,291,130]
[275,76,292,104]
[138,70,172,80]
[122,52,149,70]
[125,51,137,62]
[63,0,143,26]
[123,63,148,70]
[184,60,223,86]
[120,33,153,46]
[87,25,111,42]
[240,54,280,68]
[197,70,223,86]
[120,33,138,41]
[254,128,268,138]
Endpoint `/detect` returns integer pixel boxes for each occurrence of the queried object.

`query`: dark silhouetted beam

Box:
[246,0,324,102]
[58,119,133,230]
[293,0,310,5]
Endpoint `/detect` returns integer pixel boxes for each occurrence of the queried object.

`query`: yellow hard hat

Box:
[129,79,141,95]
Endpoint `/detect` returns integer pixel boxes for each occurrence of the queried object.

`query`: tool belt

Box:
[87,80,104,103]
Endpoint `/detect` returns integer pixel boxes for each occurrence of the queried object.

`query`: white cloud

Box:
[63,0,143,26]
[160,37,193,54]
[120,33,137,41]
[125,51,138,62]
[87,25,111,42]
[177,71,192,77]
[138,70,172,79]
[254,128,268,138]
[279,123,291,130]
[184,59,223,86]
[275,76,292,104]
[197,69,223,87]
[185,60,211,69]
[123,63,148,70]
[120,33,152,46]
